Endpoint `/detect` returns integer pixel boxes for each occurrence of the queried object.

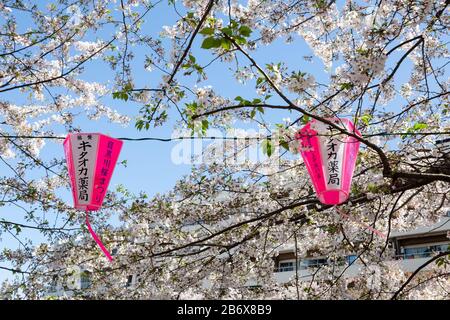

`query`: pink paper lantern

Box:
[64,133,123,211]
[295,118,361,205]
[64,133,123,261]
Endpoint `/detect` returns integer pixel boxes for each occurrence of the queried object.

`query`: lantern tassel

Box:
[85,211,113,262]
[335,206,387,239]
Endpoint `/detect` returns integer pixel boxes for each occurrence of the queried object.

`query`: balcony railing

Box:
[394,253,428,260]
[275,246,449,272]
[275,258,329,272]
[276,265,295,272]
[395,246,449,260]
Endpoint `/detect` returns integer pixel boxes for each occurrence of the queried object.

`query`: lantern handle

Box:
[85,211,113,262]
[335,206,387,239]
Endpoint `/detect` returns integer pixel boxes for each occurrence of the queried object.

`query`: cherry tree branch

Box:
[192,104,292,119]
[224,34,395,175]
[391,251,450,300]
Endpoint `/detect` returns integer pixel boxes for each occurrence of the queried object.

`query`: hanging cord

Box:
[0,131,448,142]
[85,211,113,262]
[335,206,387,239]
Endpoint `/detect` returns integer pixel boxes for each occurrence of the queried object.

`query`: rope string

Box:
[0,131,448,142]
[85,211,113,262]
[336,206,387,239]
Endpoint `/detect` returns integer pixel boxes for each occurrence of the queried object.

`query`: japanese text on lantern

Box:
[77,135,93,202]
[319,125,345,189]
[94,140,114,203]
[325,125,340,187]
[304,132,322,181]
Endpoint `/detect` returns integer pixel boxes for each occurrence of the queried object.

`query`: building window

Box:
[277,261,295,272]
[402,243,450,259]
[435,138,450,154]
[49,275,58,292]
[346,255,358,265]
[299,258,328,270]
[248,285,262,290]
[111,248,118,256]
[80,271,91,290]
[126,275,134,287]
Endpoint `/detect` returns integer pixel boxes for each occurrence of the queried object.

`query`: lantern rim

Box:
[317,189,349,205]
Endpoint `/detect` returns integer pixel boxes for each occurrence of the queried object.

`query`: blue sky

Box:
[1,0,446,283]
[0,0,390,282]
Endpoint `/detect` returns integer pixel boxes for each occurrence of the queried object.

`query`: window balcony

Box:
[275,256,357,273]
[395,243,449,260]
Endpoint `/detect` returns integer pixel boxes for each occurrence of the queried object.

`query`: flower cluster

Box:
[347,50,387,84]
[285,72,315,94]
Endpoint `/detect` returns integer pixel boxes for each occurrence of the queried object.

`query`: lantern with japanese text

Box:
[295,118,361,205]
[64,133,123,261]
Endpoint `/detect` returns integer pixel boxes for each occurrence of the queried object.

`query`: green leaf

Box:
[436,258,444,267]
[356,48,369,56]
[360,114,372,126]
[367,183,378,193]
[313,0,327,9]
[257,106,265,114]
[221,27,233,36]
[123,83,133,91]
[412,122,428,130]
[339,82,354,90]
[235,96,253,106]
[220,39,232,50]
[201,119,209,134]
[199,27,214,35]
[250,109,256,119]
[301,115,310,125]
[135,119,144,130]
[13,225,21,235]
[238,25,252,37]
[201,37,221,49]
[185,102,199,115]
[443,103,449,115]
[112,91,128,101]
[261,139,273,157]
[235,36,247,45]
[401,122,428,139]
[256,77,265,86]
[280,139,289,151]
